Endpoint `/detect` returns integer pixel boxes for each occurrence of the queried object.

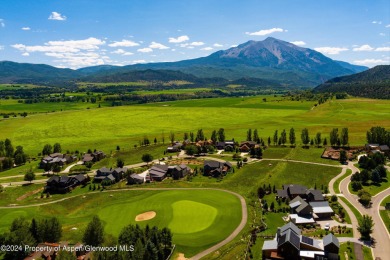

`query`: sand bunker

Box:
[135,211,156,221]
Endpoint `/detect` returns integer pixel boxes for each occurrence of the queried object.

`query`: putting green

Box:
[169,200,218,234]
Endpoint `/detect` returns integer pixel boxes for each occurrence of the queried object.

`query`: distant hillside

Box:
[314,65,390,99]
[0,61,81,85]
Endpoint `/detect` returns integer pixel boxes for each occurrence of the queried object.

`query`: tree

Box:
[267,137,271,146]
[371,169,381,183]
[14,146,27,165]
[280,129,287,146]
[358,189,372,207]
[83,216,104,246]
[189,132,194,142]
[53,143,62,153]
[24,169,35,183]
[360,169,371,184]
[253,129,259,143]
[4,138,14,158]
[117,158,125,168]
[301,128,310,146]
[217,128,225,142]
[52,163,61,175]
[330,128,339,146]
[211,130,217,144]
[375,165,387,179]
[185,145,197,157]
[331,195,338,202]
[0,140,5,156]
[142,154,153,165]
[196,129,205,141]
[357,215,374,240]
[366,126,388,145]
[273,130,278,146]
[56,250,77,260]
[38,217,62,243]
[351,181,363,191]
[257,187,266,198]
[247,129,252,141]
[289,128,296,146]
[154,137,157,145]
[315,132,322,147]
[323,137,328,146]
[339,150,347,163]
[341,128,349,147]
[42,144,53,156]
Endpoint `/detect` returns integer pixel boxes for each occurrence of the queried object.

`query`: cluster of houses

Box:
[45,174,88,193]
[166,139,261,153]
[127,164,192,184]
[40,153,77,169]
[365,143,390,156]
[94,167,128,183]
[82,150,106,164]
[262,222,339,260]
[276,184,334,225]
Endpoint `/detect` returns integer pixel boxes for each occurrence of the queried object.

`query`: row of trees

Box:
[367,126,390,146]
[0,139,28,171]
[0,217,62,260]
[84,216,173,260]
[42,142,62,155]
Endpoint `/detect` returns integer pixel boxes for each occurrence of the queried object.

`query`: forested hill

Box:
[314,65,390,99]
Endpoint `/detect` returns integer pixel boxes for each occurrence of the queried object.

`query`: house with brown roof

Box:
[203,160,232,177]
[82,151,106,164]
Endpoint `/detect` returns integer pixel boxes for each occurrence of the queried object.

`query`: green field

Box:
[1,96,389,156]
[0,189,242,257]
[380,196,390,234]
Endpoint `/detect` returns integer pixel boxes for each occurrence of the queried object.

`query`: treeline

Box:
[0,139,28,171]
[0,217,62,260]
[367,126,390,146]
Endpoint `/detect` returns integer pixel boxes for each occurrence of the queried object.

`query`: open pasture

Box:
[0,96,389,155]
[0,189,242,257]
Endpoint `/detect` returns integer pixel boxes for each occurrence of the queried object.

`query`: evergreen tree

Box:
[53,143,62,153]
[341,128,349,147]
[42,144,53,156]
[253,129,259,143]
[315,132,322,147]
[83,216,104,246]
[330,128,339,146]
[247,129,252,141]
[280,129,287,146]
[217,128,225,142]
[4,138,14,158]
[289,128,296,146]
[273,130,278,146]
[211,130,217,143]
[301,128,310,146]
[357,215,374,240]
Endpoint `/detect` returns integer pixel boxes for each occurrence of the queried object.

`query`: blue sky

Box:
[0,0,389,68]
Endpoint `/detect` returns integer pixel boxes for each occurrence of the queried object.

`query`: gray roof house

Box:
[149,164,169,181]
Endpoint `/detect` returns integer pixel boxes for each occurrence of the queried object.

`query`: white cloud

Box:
[379,33,386,36]
[245,27,286,36]
[108,40,139,47]
[149,42,169,49]
[132,60,146,64]
[0,19,5,28]
[352,44,374,51]
[11,37,106,68]
[230,45,238,48]
[291,41,306,46]
[179,41,205,48]
[201,47,213,51]
[372,21,382,24]
[353,58,388,65]
[213,43,223,47]
[0,45,4,50]
[386,24,390,28]
[137,47,153,53]
[375,47,390,52]
[168,35,189,43]
[190,41,204,46]
[48,12,67,21]
[21,27,31,31]
[111,49,133,56]
[314,47,349,55]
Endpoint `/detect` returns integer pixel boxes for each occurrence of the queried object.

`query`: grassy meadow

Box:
[1,96,389,156]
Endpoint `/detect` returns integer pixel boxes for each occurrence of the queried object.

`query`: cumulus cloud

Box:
[149,42,169,49]
[379,33,386,36]
[213,43,223,47]
[11,37,106,68]
[0,45,4,50]
[230,44,238,48]
[291,41,306,46]
[201,47,213,51]
[372,21,382,24]
[245,27,286,36]
[168,35,189,43]
[386,24,390,28]
[314,47,349,55]
[352,44,374,51]
[21,27,31,31]
[0,19,5,27]
[375,47,390,52]
[190,41,204,46]
[108,40,139,47]
[137,47,153,53]
[48,12,67,21]
[353,58,388,65]
[111,49,133,56]
[179,42,205,48]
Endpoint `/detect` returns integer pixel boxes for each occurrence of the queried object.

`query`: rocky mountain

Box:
[314,65,390,99]
[0,38,367,87]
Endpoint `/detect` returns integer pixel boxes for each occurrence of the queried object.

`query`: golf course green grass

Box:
[0,189,242,257]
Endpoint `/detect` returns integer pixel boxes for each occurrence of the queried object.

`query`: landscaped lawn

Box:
[348,178,390,196]
[0,189,242,257]
[339,197,363,222]
[339,242,355,260]
[333,169,352,194]
[380,195,390,234]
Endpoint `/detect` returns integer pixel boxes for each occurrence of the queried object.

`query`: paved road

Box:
[0,187,247,260]
[338,163,390,260]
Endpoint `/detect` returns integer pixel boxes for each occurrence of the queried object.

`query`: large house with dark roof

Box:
[82,151,105,164]
[277,184,324,201]
[203,160,232,177]
[95,167,127,182]
[45,174,88,193]
[40,153,77,169]
[168,164,192,180]
[262,222,339,260]
[149,164,169,181]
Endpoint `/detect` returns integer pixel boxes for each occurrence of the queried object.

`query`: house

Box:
[215,140,235,151]
[379,145,390,155]
[289,196,312,215]
[95,167,127,182]
[167,142,182,153]
[306,189,324,202]
[239,141,257,152]
[45,174,87,193]
[262,222,339,260]
[39,153,77,169]
[277,184,324,201]
[168,164,191,180]
[128,173,145,184]
[203,160,232,177]
[82,151,105,164]
[149,164,169,181]
[309,201,334,219]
